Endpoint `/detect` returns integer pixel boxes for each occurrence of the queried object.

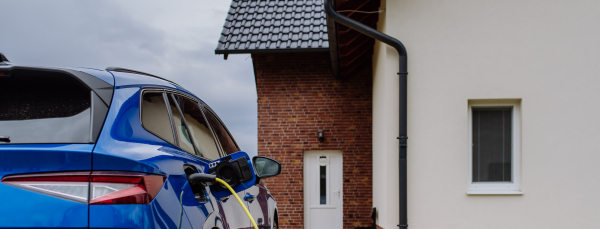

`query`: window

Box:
[472,107,512,182]
[468,100,522,195]
[0,70,100,144]
[203,108,239,155]
[319,157,327,205]
[167,94,195,154]
[168,94,220,160]
[141,92,175,145]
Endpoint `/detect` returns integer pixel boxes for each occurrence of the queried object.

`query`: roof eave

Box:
[215,48,330,55]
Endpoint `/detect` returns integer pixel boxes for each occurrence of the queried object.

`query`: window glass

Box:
[320,164,327,205]
[0,71,94,144]
[168,94,195,154]
[203,108,239,155]
[472,107,512,182]
[141,92,175,145]
[169,94,220,160]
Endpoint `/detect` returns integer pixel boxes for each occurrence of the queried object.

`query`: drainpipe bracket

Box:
[397,136,408,147]
[397,72,408,75]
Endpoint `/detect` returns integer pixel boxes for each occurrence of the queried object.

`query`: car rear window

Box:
[0,69,108,144]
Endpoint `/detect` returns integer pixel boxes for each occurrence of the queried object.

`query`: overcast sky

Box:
[0,0,258,156]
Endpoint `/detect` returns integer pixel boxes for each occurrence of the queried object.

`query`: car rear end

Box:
[0,65,115,228]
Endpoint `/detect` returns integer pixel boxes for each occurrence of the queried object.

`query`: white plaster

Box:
[372,0,600,228]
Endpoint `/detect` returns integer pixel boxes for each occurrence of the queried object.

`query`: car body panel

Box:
[246,183,277,228]
[109,70,200,104]
[67,67,115,86]
[202,211,226,229]
[0,144,93,228]
[180,164,216,229]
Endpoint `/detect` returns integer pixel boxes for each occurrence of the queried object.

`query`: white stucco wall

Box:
[372,0,600,228]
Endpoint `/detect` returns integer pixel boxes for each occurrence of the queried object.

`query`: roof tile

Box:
[216,0,329,53]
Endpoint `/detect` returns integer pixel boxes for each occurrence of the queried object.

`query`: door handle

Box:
[244,193,255,203]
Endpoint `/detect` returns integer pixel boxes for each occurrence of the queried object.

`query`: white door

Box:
[304,150,343,229]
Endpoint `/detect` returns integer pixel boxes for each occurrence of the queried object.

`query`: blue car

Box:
[0,56,281,229]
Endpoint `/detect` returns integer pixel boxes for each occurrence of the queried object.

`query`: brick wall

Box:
[253,52,373,229]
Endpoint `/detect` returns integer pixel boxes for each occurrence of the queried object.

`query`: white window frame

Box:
[467,99,523,195]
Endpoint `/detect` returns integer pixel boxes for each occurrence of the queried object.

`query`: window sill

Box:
[466,190,524,195]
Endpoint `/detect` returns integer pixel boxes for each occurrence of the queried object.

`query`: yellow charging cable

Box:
[215,178,259,229]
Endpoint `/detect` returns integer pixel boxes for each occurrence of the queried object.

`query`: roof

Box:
[215,0,330,54]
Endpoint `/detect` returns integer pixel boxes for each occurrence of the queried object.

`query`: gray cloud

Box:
[0,0,258,156]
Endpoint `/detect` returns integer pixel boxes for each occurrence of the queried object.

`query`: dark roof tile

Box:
[216,0,329,53]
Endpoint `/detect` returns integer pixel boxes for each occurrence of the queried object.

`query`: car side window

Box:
[141,91,175,145]
[168,93,220,160]
[167,94,196,154]
[202,107,239,155]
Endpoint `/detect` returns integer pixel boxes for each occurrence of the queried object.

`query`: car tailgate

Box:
[0,144,93,228]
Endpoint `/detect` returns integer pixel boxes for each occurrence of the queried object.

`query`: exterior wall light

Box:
[318,130,325,142]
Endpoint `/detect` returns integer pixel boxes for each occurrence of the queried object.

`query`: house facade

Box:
[372,0,600,228]
[217,0,600,228]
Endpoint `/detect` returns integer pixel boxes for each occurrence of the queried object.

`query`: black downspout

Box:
[323,1,408,229]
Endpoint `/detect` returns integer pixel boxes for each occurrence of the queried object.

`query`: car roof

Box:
[104,67,204,104]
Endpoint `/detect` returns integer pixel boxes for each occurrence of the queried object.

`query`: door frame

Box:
[303,150,343,229]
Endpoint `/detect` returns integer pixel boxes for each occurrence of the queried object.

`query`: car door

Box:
[135,90,212,228]
[164,92,226,229]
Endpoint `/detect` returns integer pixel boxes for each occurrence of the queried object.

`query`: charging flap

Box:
[204,151,256,199]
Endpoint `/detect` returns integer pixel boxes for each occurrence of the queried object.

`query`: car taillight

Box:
[1,171,165,205]
[89,171,165,205]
